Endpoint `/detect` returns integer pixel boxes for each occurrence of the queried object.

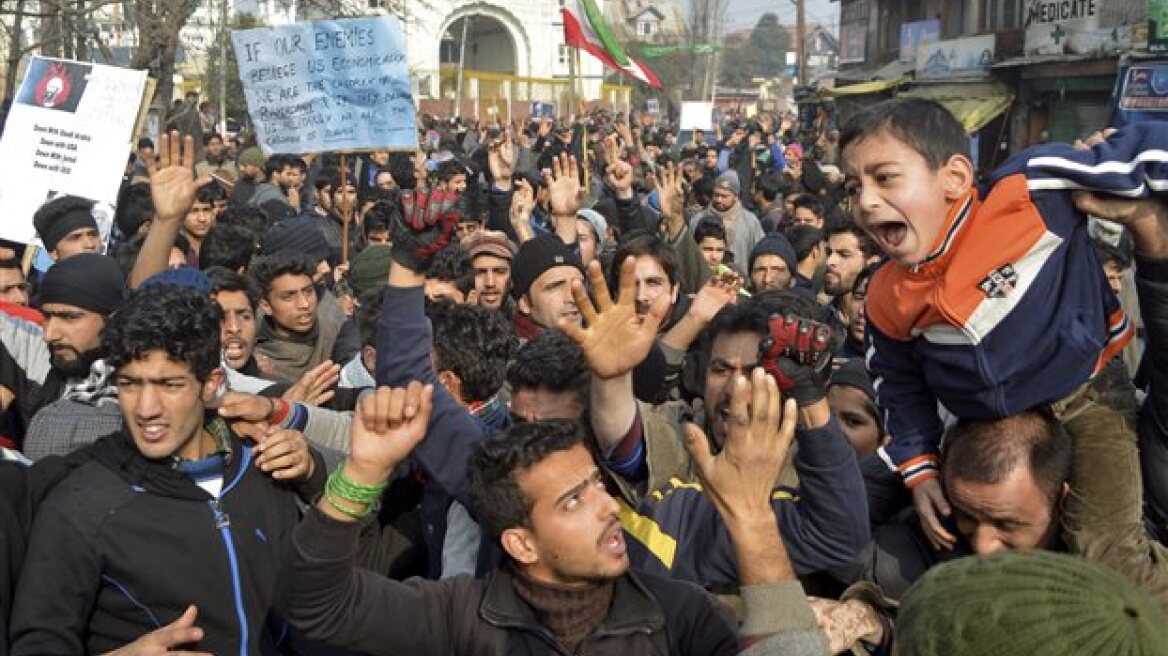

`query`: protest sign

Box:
[0,56,148,246]
[531,101,556,119]
[232,16,418,154]
[679,102,714,131]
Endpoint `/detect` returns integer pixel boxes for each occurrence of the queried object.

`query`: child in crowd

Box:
[841,99,1167,549]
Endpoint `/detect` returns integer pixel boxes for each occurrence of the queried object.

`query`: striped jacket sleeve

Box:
[1020,123,1168,231]
[867,320,946,488]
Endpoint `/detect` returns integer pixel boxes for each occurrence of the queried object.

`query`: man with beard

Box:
[464,230,516,312]
[195,132,237,179]
[232,147,266,208]
[688,171,764,268]
[565,266,870,576]
[247,154,297,223]
[822,223,880,352]
[747,234,799,294]
[0,253,125,459]
[32,195,102,261]
[509,235,585,343]
[314,171,364,266]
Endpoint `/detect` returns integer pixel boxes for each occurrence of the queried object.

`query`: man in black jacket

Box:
[10,284,324,655]
[283,373,817,653]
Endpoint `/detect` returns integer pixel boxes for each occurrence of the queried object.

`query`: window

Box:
[639,20,656,36]
[982,0,1020,30]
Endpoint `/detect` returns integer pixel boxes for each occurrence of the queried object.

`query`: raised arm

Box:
[283,384,461,656]
[681,368,831,653]
[559,258,670,455]
[375,191,487,507]
[129,131,204,289]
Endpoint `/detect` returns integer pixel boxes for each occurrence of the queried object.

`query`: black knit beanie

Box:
[511,235,583,301]
[33,195,98,251]
[39,253,125,315]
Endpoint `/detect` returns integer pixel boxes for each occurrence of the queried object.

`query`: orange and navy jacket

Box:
[865,123,1168,487]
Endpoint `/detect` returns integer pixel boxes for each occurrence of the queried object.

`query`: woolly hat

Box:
[33,195,98,251]
[464,230,517,262]
[748,234,797,277]
[260,216,332,264]
[829,358,875,401]
[897,550,1168,656]
[39,253,125,315]
[511,234,582,300]
[576,208,609,249]
[141,267,212,294]
[349,244,393,297]
[714,170,741,195]
[238,147,265,168]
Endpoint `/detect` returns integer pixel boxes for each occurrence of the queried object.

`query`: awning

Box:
[898,81,1014,133]
[819,75,911,97]
[872,59,916,80]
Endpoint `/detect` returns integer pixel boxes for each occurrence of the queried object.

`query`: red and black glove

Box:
[758,312,834,407]
[391,189,465,271]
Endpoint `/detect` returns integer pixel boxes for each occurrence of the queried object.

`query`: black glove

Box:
[758,312,834,407]
[390,189,464,271]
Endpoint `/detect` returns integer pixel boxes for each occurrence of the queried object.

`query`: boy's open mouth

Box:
[870,221,908,248]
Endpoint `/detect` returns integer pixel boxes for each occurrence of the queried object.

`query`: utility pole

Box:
[795,0,806,84]
[454,16,470,117]
[218,0,228,135]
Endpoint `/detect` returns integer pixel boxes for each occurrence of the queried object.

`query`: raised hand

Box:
[488,134,515,183]
[558,257,670,380]
[545,152,582,218]
[683,367,797,523]
[510,178,536,242]
[283,360,340,407]
[603,135,634,198]
[757,313,834,407]
[147,131,207,223]
[657,161,687,237]
[102,605,209,656]
[689,277,738,323]
[392,188,463,271]
[345,382,434,486]
[615,121,635,147]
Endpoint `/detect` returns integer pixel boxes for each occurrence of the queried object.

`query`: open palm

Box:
[147,131,205,223]
[545,152,582,216]
[559,258,670,380]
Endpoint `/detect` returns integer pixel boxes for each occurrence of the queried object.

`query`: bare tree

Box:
[1,0,122,98]
[123,0,200,113]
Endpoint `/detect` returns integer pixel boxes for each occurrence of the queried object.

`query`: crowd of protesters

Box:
[0,92,1164,656]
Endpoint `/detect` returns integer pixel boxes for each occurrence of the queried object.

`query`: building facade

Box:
[832,0,1164,161]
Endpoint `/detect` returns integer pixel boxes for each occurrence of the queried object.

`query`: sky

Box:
[716,0,840,35]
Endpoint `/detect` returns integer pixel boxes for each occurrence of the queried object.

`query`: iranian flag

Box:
[562,0,662,89]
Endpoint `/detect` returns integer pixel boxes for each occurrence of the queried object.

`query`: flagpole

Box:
[567,42,577,119]
[574,48,584,116]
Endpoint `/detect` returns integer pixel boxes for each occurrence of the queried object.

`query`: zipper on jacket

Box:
[207,445,254,656]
